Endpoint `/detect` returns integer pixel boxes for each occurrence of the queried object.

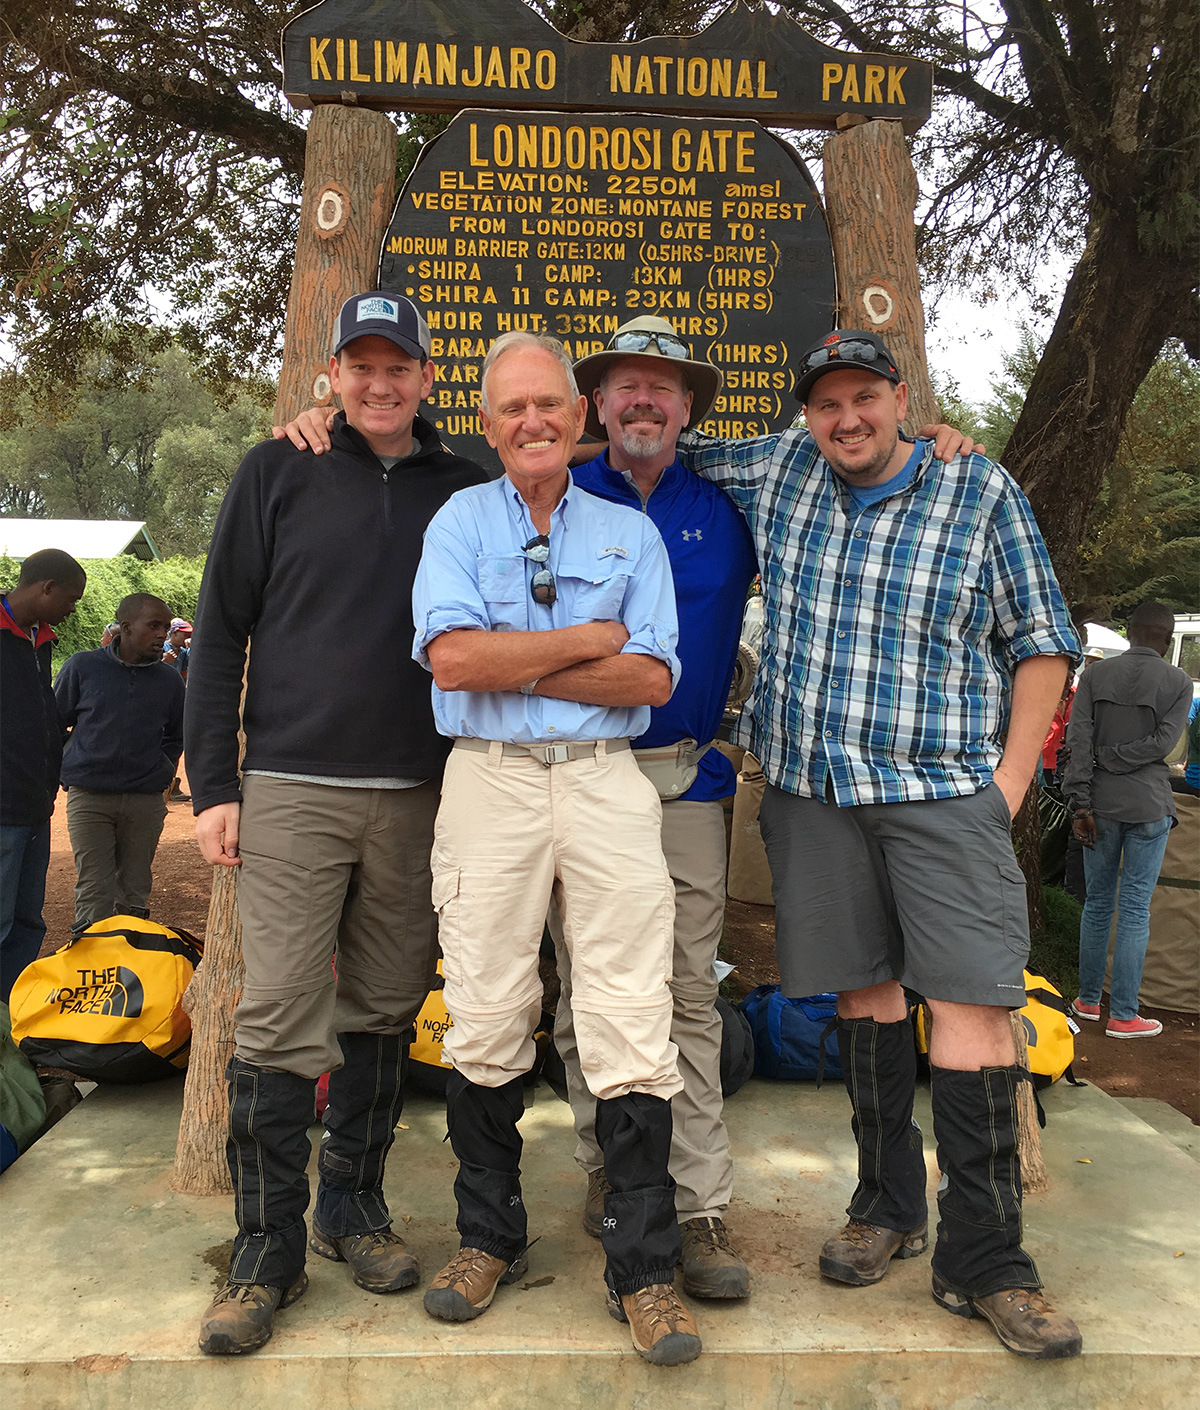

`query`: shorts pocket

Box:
[997,857,1031,960]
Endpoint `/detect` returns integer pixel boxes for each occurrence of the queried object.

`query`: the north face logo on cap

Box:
[357,296,399,323]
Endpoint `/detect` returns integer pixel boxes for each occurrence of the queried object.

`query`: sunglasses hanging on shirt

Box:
[522,535,557,607]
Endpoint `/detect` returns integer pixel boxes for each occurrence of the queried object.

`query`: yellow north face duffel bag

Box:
[10,916,204,1083]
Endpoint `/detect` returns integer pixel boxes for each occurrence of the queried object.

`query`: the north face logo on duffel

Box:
[47,965,145,1019]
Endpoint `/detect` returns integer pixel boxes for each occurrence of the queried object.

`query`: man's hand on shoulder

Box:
[195,803,242,867]
[918,423,986,462]
[272,406,337,454]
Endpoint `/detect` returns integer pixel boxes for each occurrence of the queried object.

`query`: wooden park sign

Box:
[282,0,932,133]
[380,108,835,470]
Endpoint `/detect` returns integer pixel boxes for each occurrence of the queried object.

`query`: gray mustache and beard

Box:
[615,403,668,458]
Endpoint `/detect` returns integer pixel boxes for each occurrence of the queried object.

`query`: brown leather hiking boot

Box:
[198,1272,308,1355]
[582,1167,612,1239]
[680,1217,750,1299]
[933,1275,1083,1359]
[423,1247,528,1322]
[607,1282,702,1366]
[310,1224,420,1293]
[819,1219,929,1286]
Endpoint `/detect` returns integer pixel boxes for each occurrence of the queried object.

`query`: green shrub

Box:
[0,554,206,673]
[1028,885,1082,997]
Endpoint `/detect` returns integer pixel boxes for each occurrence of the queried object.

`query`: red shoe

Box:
[1070,999,1101,1022]
[1105,1015,1162,1039]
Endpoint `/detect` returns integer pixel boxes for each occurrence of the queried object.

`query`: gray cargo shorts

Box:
[758,781,1028,1008]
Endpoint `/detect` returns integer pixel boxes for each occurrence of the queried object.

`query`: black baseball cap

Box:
[794,329,901,404]
[333,291,432,361]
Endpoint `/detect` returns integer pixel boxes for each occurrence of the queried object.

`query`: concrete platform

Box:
[1,1072,1197,1409]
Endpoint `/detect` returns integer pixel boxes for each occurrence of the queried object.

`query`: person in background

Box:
[0,549,87,1002]
[99,621,119,648]
[1041,677,1074,784]
[162,619,193,801]
[54,593,183,934]
[1063,601,1193,1039]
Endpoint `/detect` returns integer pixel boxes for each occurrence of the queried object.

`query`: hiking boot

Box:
[607,1282,702,1366]
[679,1217,750,1299]
[582,1167,612,1239]
[932,1273,1083,1359]
[423,1247,528,1322]
[819,1219,929,1286]
[310,1223,420,1293]
[1106,1015,1162,1039]
[198,1273,308,1355]
[1070,998,1101,1022]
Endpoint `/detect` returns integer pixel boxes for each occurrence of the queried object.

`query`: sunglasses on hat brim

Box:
[609,330,692,361]
[797,337,897,381]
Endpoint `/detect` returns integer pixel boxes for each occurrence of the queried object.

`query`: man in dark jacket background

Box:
[54,593,184,934]
[0,549,86,1002]
[186,290,488,1355]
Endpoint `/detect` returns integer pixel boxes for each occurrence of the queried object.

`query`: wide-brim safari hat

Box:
[573,316,723,441]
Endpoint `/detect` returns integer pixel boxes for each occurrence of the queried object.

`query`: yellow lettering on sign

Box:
[864,65,884,104]
[672,130,691,172]
[711,59,731,98]
[461,46,482,87]
[484,47,505,86]
[336,37,345,81]
[469,123,488,168]
[610,55,631,93]
[756,62,777,99]
[374,39,382,83]
[736,131,755,173]
[413,44,432,85]
[822,63,842,101]
[887,66,908,103]
[436,44,457,86]
[310,37,331,81]
[635,57,654,95]
[841,66,860,103]
[511,48,531,89]
[735,60,754,98]
[349,40,370,83]
[535,50,556,89]
[589,127,610,170]
[386,42,407,83]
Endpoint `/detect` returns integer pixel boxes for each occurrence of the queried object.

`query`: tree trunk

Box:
[172,104,397,1195]
[170,868,243,1194]
[275,104,398,421]
[1003,204,1195,597]
[821,119,938,432]
[1010,1011,1048,1194]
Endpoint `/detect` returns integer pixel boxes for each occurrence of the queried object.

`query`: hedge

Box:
[0,554,206,674]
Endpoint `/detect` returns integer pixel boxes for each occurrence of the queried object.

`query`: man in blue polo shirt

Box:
[552,317,759,1300]
[412,330,701,1367]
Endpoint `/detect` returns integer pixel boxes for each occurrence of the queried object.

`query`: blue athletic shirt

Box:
[572,452,759,801]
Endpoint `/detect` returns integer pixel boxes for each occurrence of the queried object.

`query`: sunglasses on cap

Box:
[522,535,557,607]
[797,337,897,379]
[610,329,692,360]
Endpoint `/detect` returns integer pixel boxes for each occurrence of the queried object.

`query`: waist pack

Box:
[914,969,1081,1089]
[10,915,203,1083]
[739,985,842,1082]
[633,737,712,800]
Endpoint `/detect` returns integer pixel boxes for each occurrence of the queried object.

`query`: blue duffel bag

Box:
[739,985,842,1082]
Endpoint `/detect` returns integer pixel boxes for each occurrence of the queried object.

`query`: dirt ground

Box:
[40,793,1199,1126]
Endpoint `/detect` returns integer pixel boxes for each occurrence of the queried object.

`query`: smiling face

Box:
[595,356,693,465]
[803,367,911,487]
[329,334,435,457]
[480,345,586,492]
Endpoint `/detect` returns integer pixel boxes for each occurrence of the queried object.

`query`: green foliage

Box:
[0,553,205,673]
[1028,886,1082,999]
[974,337,1200,616]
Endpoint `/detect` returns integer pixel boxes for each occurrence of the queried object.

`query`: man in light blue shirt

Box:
[412,331,701,1367]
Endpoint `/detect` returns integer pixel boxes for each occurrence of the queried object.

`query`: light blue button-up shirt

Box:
[413,474,681,745]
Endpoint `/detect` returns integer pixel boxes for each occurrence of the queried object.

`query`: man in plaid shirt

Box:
[679,329,1082,1361]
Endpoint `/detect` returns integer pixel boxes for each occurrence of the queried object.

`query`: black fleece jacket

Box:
[0,602,61,826]
[184,414,489,813]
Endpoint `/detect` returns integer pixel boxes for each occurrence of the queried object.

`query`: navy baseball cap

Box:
[333,291,432,361]
[794,329,901,403]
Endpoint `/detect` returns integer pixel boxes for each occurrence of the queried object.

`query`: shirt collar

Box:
[0,596,56,648]
[504,470,574,536]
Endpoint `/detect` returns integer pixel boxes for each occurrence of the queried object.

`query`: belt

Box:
[453,737,631,767]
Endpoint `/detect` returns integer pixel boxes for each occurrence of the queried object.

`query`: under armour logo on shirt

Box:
[682,529,703,541]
